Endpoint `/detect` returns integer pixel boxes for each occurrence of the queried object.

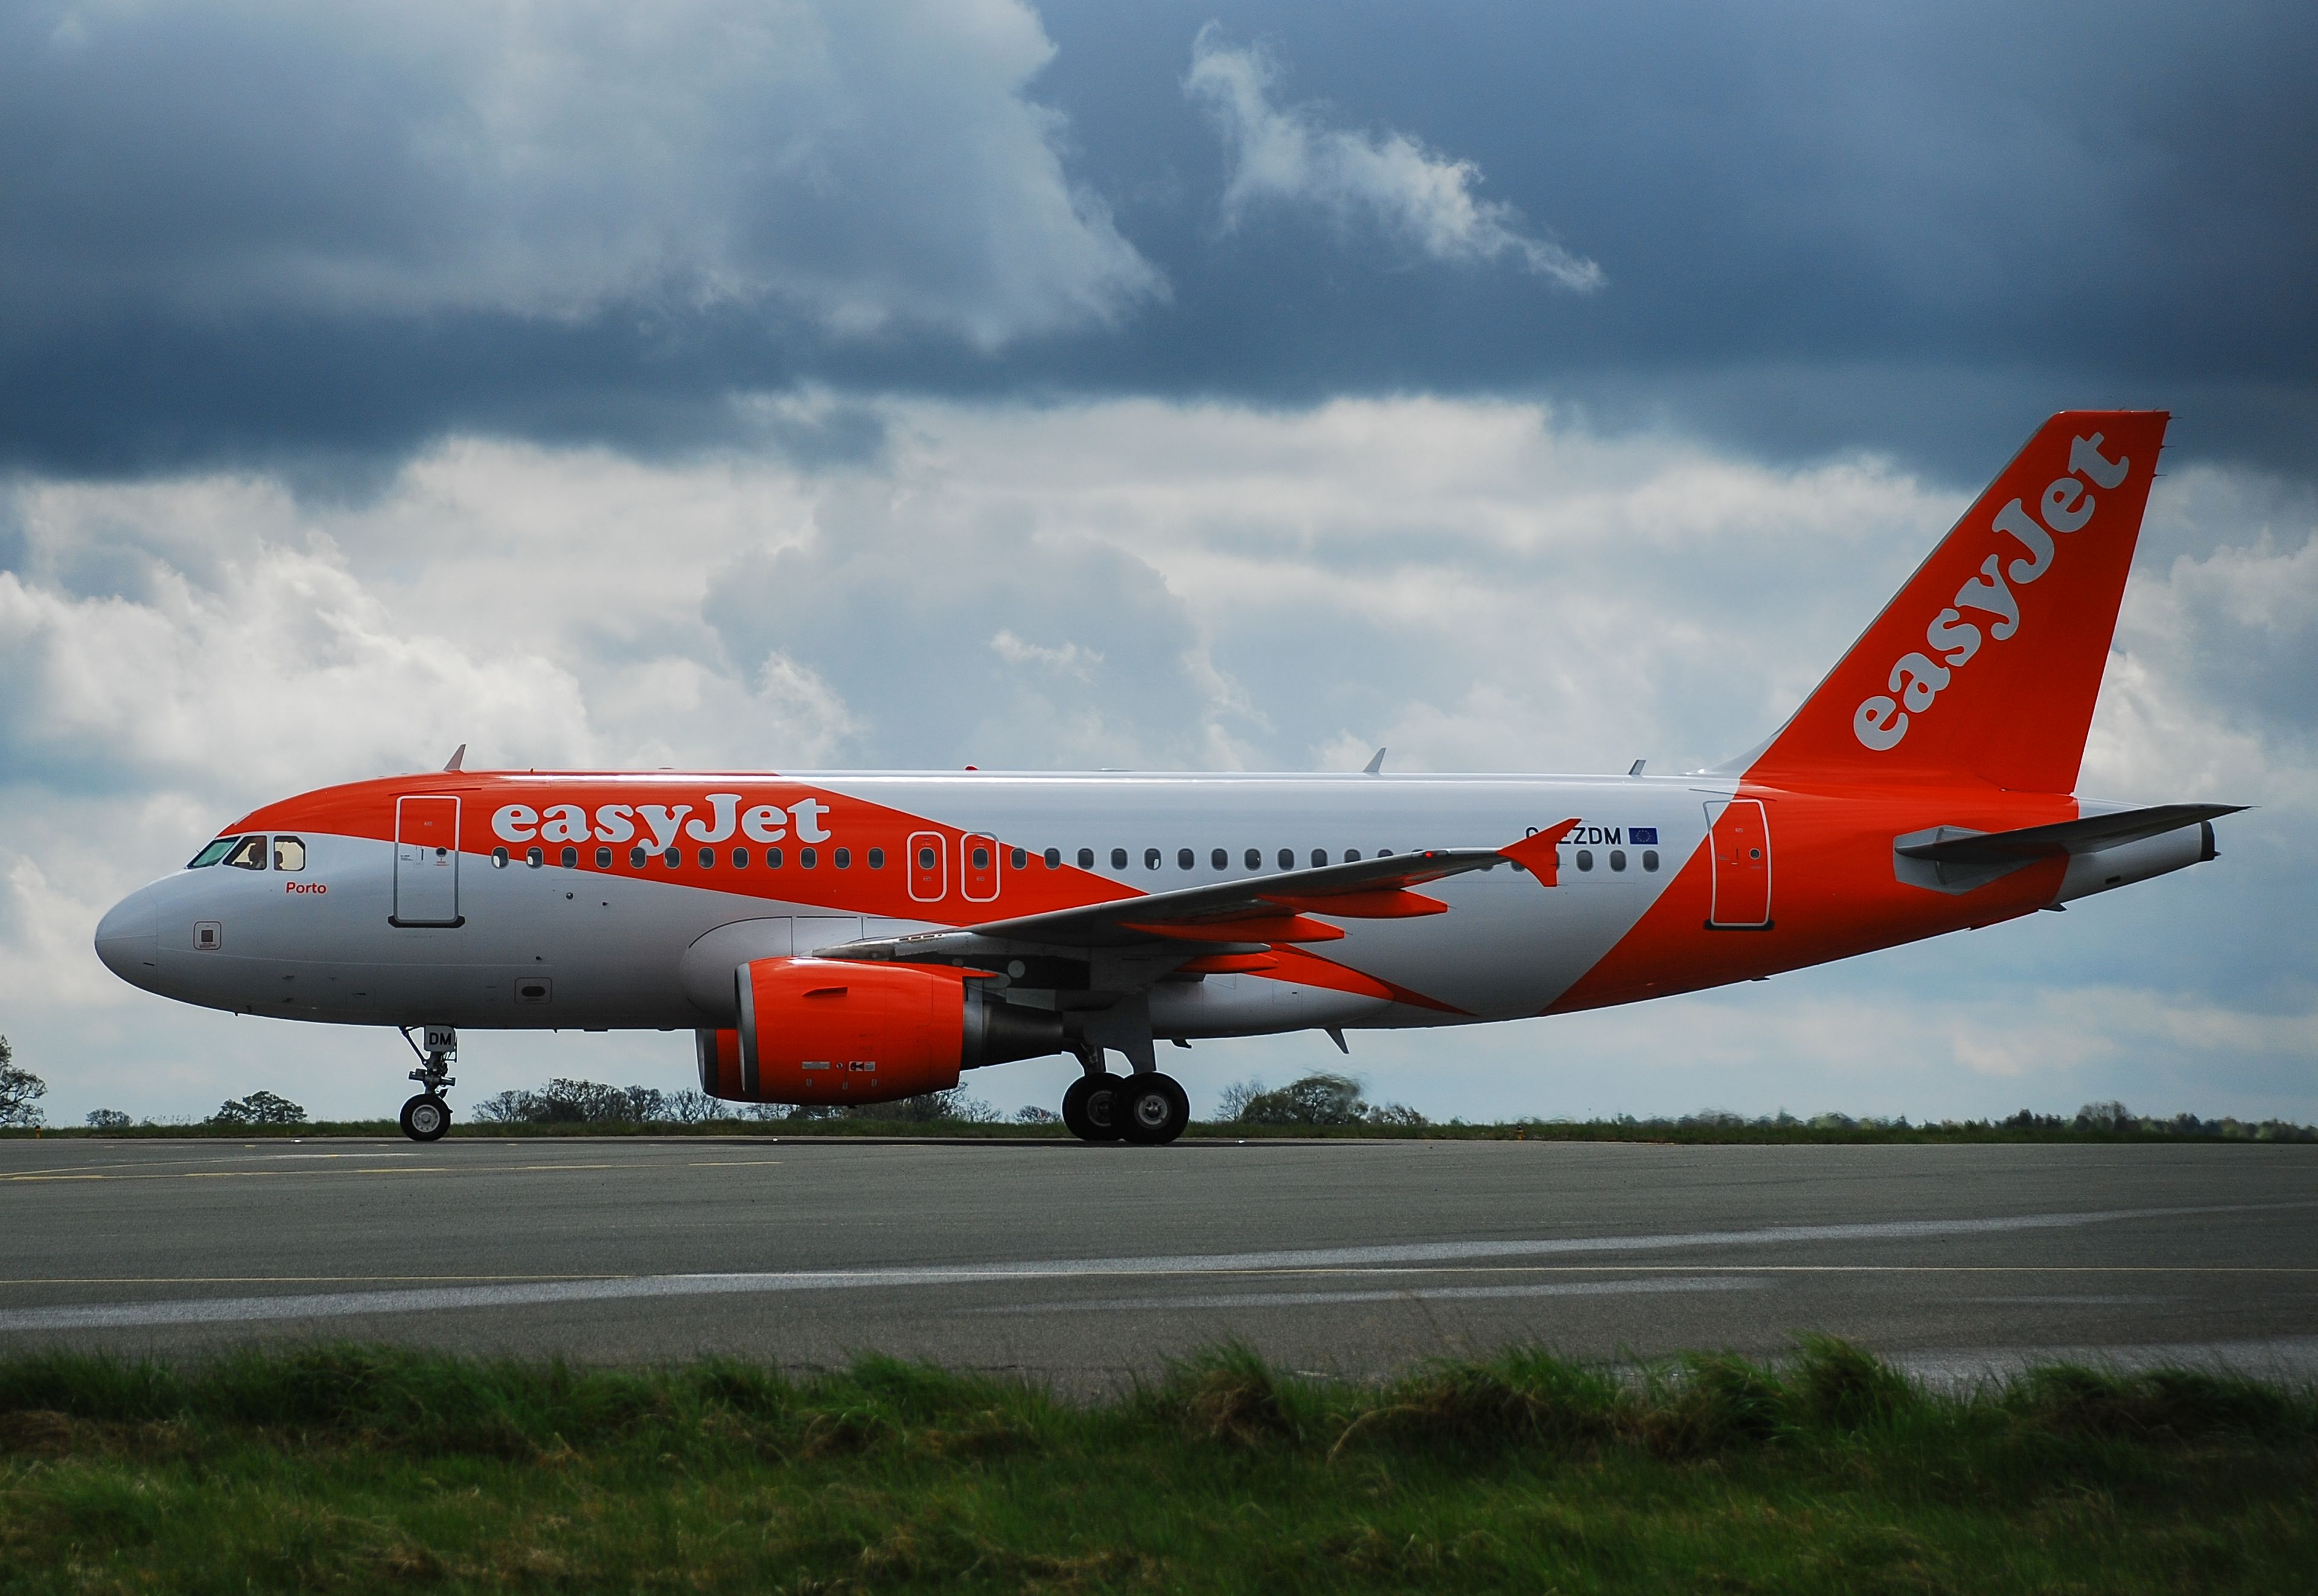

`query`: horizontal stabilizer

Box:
[1896,803,2245,865]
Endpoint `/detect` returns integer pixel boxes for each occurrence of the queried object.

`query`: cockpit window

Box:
[187,838,237,869]
[222,836,269,871]
[273,837,307,872]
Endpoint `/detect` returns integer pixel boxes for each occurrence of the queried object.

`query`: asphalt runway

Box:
[3,1137,2314,1389]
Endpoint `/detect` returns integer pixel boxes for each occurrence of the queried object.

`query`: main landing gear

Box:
[397,1025,457,1143]
[1060,1049,1190,1146]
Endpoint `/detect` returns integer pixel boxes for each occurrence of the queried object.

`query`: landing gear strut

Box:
[397,1025,457,1143]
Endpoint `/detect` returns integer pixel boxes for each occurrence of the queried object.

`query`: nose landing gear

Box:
[397,1025,457,1143]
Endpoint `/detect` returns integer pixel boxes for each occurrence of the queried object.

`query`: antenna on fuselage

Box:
[442,744,467,773]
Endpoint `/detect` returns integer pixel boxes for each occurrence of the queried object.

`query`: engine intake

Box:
[694,957,1063,1105]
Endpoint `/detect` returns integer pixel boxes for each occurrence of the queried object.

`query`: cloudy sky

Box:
[4,0,2311,1127]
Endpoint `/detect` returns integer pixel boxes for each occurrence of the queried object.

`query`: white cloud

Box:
[1185,26,1603,289]
[12,0,1161,344]
[2,397,2307,1125]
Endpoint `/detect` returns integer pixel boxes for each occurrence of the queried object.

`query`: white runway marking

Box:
[970,1275,1770,1315]
[0,1201,2288,1333]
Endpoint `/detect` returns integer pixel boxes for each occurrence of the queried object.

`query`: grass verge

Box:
[1,1339,2311,1592]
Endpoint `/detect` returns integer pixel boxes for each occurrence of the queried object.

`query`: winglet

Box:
[1363,747,1387,775]
[1499,819,1582,886]
[442,743,467,773]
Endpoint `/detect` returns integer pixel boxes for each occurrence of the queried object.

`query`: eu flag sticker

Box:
[1629,827,1659,845]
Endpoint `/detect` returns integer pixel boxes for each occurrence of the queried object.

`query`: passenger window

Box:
[1609,849,1627,872]
[768,847,784,869]
[1044,847,1061,869]
[1278,848,1294,870]
[1245,848,1261,870]
[187,838,238,869]
[1643,849,1660,872]
[1576,849,1594,872]
[491,847,511,868]
[272,837,307,872]
[1345,849,1361,863]
[971,844,991,870]
[698,847,715,869]
[733,848,749,868]
[800,847,817,868]
[596,847,613,868]
[1178,847,1193,870]
[835,847,852,869]
[1009,847,1026,870]
[1111,847,1128,870]
[918,845,937,870]
[630,847,647,868]
[1079,848,1095,869]
[869,848,885,869]
[1145,847,1161,870]
[1212,848,1228,870]
[1311,849,1328,867]
[663,847,680,867]
[526,846,544,868]
[223,836,268,871]
[561,846,578,869]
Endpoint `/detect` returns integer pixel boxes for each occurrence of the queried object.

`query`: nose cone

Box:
[95,886,162,991]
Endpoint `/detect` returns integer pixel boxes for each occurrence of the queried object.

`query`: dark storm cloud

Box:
[1,0,2311,484]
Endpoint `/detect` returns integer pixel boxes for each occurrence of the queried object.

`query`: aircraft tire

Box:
[1117,1072,1190,1146]
[1061,1073,1125,1143]
[400,1093,452,1143]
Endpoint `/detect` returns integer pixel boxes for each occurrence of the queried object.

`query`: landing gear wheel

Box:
[400,1093,452,1143]
[1062,1073,1126,1143]
[1117,1073,1190,1146]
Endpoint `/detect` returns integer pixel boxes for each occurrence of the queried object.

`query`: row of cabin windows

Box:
[1574,847,1659,873]
[491,840,1663,876]
[187,835,306,872]
[493,844,886,871]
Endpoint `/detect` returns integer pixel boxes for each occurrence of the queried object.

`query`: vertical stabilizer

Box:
[1737,410,2167,793]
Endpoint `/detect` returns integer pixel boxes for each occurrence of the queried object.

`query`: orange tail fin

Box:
[1734,410,2168,793]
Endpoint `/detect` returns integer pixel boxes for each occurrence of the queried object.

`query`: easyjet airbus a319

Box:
[95,412,2237,1143]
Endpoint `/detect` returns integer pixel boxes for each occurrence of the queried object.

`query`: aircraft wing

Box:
[1895,803,2244,866]
[827,822,1580,960]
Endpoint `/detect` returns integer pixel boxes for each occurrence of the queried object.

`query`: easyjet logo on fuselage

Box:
[491,794,833,851]
[1853,433,2132,752]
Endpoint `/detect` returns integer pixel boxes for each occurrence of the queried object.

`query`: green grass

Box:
[1,1340,2310,1592]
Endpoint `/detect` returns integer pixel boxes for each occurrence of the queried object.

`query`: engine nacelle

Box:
[694,957,1064,1105]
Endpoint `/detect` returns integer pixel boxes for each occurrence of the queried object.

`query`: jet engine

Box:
[694,956,1064,1105]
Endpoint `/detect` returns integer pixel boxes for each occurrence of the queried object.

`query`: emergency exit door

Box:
[393,795,463,927]
[1704,798,1772,929]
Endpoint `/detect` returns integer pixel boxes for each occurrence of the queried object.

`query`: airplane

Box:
[94,410,2238,1144]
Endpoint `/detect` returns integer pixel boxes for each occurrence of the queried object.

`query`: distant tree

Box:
[85,1109,133,1131]
[210,1090,307,1126]
[1215,1079,1265,1122]
[2075,1100,2135,1133]
[0,1036,46,1128]
[1013,1105,1061,1125]
[2002,1109,2064,1130]
[659,1090,722,1125]
[1239,1073,1365,1126]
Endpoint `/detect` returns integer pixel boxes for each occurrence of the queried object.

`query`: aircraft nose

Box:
[94,886,162,990]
